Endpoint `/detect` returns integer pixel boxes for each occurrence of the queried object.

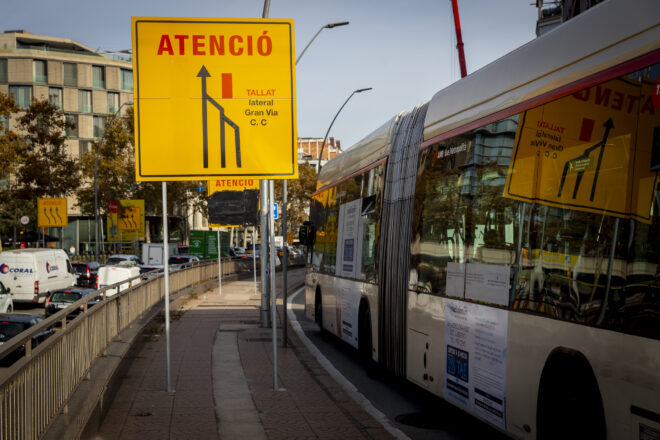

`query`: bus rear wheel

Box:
[358,301,377,377]
[315,288,324,329]
[537,348,605,440]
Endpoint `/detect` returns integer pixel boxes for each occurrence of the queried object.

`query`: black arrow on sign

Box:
[197,66,242,169]
[557,117,615,202]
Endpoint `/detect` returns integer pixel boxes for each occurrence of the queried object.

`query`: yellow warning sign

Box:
[107,200,145,241]
[37,198,67,227]
[118,207,141,231]
[132,17,297,181]
[504,74,658,222]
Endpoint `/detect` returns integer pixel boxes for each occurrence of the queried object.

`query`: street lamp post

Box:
[296,21,349,65]
[317,88,372,172]
[274,21,350,346]
[94,101,133,261]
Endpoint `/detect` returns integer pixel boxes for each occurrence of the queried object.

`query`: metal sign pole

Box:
[218,229,222,296]
[162,182,172,393]
[260,181,269,327]
[282,180,288,348]
[268,179,278,390]
[252,227,257,296]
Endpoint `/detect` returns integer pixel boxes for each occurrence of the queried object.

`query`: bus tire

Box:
[536,347,606,440]
[315,287,327,339]
[358,300,377,377]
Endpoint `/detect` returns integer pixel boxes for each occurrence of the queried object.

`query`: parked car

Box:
[0,281,12,313]
[105,254,144,266]
[72,261,100,288]
[97,263,142,296]
[0,248,77,305]
[0,314,55,366]
[229,247,248,260]
[44,287,99,319]
[168,255,200,269]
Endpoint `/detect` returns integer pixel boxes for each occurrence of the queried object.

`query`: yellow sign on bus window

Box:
[37,198,67,227]
[132,17,297,181]
[504,74,659,223]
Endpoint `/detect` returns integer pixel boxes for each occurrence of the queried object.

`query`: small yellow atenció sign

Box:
[37,198,67,227]
[132,17,297,181]
[207,177,260,196]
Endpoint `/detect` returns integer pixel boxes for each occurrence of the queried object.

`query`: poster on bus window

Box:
[335,198,364,345]
[445,299,508,430]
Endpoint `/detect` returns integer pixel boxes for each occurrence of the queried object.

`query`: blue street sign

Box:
[273,203,279,219]
[197,185,204,192]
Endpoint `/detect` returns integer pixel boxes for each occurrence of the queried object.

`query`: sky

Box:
[4,0,538,150]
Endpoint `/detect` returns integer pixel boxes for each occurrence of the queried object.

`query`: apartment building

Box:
[0,30,134,252]
[297,136,342,167]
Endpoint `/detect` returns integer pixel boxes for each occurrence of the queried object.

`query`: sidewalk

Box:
[86,277,395,440]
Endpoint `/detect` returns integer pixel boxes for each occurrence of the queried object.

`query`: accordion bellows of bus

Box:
[304,1,660,439]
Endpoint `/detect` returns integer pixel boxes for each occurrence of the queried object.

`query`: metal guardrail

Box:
[0,259,241,440]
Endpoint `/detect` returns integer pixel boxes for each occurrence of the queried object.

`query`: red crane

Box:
[451,0,468,78]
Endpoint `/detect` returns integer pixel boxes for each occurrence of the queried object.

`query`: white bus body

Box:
[305,1,660,438]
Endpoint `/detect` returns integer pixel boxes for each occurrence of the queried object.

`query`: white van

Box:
[96,263,141,296]
[0,249,77,304]
[0,281,13,313]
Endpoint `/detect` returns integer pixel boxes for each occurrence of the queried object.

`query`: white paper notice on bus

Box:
[446,262,510,306]
[445,299,508,430]
[446,262,465,297]
[335,199,363,279]
[465,264,510,306]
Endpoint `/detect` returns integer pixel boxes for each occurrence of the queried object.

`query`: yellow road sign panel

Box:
[118,207,141,231]
[504,74,658,223]
[132,17,297,181]
[37,198,67,227]
[208,177,260,195]
[107,200,146,241]
[208,178,260,228]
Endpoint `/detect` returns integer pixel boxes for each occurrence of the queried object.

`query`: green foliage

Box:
[0,95,80,237]
[273,162,318,233]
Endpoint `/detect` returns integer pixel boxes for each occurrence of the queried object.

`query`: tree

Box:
[77,106,207,241]
[273,161,318,235]
[0,96,80,242]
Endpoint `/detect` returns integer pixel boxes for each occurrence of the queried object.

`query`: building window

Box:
[34,60,48,84]
[78,90,91,113]
[79,140,93,156]
[0,115,8,135]
[92,65,105,89]
[9,85,32,109]
[49,87,63,109]
[93,115,105,138]
[107,92,120,114]
[65,114,78,137]
[0,58,7,83]
[121,69,133,90]
[63,63,77,87]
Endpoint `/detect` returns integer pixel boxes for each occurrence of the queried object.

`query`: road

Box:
[283,267,508,440]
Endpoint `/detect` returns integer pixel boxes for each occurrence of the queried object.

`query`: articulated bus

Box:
[303,1,659,439]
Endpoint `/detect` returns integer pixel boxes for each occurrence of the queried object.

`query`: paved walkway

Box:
[86,277,394,440]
